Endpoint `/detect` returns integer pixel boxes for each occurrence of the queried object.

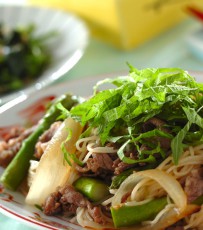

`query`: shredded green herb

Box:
[69,65,203,165]
[61,128,84,167]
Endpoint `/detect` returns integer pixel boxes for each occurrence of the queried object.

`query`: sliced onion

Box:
[111,172,143,206]
[112,169,187,213]
[149,204,200,230]
[26,118,83,205]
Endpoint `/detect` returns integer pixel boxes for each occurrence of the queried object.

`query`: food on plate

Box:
[0,66,203,229]
[0,23,53,95]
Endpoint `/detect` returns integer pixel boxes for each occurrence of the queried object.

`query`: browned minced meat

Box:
[76,148,139,177]
[112,158,135,175]
[43,190,62,215]
[34,121,62,159]
[87,204,109,225]
[75,152,114,176]
[0,126,34,167]
[43,185,88,216]
[43,184,109,225]
[184,167,203,203]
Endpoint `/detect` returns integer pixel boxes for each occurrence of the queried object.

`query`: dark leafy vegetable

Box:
[70,65,203,164]
[0,23,54,95]
[111,197,167,227]
[0,94,79,190]
[73,177,110,202]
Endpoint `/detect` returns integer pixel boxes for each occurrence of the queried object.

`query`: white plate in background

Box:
[0,5,89,105]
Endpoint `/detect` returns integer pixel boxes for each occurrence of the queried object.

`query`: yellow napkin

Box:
[29,0,203,50]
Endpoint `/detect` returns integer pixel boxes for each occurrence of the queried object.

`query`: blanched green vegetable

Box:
[111,197,167,228]
[0,24,54,95]
[0,94,79,190]
[73,177,110,202]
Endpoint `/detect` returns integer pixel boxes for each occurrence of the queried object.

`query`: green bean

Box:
[73,177,110,202]
[111,197,167,228]
[0,94,79,190]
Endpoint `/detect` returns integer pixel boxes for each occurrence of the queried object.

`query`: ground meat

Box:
[75,153,114,177]
[59,185,88,208]
[0,126,34,167]
[112,158,134,175]
[34,121,62,159]
[112,151,139,175]
[184,167,203,203]
[43,184,110,225]
[87,204,109,225]
[43,185,88,216]
[43,191,62,215]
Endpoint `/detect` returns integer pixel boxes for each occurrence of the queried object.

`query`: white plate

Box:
[0,5,89,105]
[0,71,203,230]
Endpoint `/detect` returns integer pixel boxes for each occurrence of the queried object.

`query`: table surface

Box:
[1,3,203,229]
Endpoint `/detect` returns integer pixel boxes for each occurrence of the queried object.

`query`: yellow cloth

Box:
[29,0,203,50]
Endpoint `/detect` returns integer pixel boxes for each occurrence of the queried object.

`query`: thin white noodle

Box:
[76,136,99,152]
[76,135,118,164]
[76,140,86,153]
[168,165,194,177]
[82,150,93,163]
[86,142,97,152]
[76,207,113,229]
[90,146,117,153]
[86,142,117,154]
[157,156,173,170]
[109,189,117,194]
[131,178,151,201]
[124,198,153,207]
[189,146,194,156]
[102,197,114,206]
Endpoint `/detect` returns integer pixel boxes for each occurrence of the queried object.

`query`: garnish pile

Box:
[70,65,203,165]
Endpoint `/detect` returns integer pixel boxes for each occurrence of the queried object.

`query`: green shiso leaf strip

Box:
[69,66,203,164]
[61,128,84,167]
